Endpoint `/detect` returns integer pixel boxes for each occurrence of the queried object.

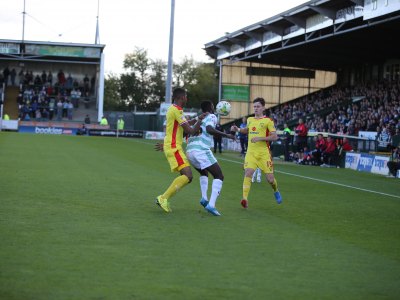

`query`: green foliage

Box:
[1,132,400,299]
[104,48,219,111]
[103,73,125,111]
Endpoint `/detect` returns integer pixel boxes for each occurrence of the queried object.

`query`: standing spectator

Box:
[84,114,91,124]
[41,70,47,84]
[47,71,53,85]
[117,116,125,132]
[282,123,292,161]
[238,117,248,157]
[56,99,63,121]
[376,126,392,152]
[70,88,79,108]
[90,75,96,95]
[66,74,73,95]
[213,122,223,153]
[62,99,68,118]
[57,70,66,86]
[10,68,17,86]
[83,74,90,93]
[67,100,74,120]
[387,145,400,177]
[295,118,308,152]
[18,69,24,88]
[3,66,10,86]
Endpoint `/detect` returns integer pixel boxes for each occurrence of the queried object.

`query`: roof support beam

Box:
[308,6,336,20]
[282,15,307,28]
[261,24,284,36]
[244,31,263,42]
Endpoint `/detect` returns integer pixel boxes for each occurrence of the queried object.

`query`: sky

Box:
[0,0,307,74]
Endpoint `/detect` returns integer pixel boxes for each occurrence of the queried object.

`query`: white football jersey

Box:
[186,114,218,152]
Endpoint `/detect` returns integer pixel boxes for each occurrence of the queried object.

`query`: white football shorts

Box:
[186,149,217,170]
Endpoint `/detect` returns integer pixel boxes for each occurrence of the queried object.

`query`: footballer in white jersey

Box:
[186,101,235,216]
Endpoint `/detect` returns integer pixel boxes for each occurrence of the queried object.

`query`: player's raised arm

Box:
[231,124,249,135]
[207,125,235,140]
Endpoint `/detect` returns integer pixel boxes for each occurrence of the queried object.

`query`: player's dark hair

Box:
[172,87,186,100]
[201,100,213,113]
[253,97,265,106]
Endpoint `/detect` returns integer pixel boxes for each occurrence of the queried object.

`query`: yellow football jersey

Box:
[247,116,276,153]
[164,104,188,151]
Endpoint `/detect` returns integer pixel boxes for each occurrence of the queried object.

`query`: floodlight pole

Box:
[22,0,26,42]
[165,0,175,104]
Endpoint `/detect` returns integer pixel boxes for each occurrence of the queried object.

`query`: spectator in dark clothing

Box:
[311,134,326,165]
[238,117,248,157]
[214,123,223,153]
[84,114,91,124]
[387,145,400,177]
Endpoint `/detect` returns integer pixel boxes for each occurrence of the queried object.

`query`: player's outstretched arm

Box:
[231,125,248,135]
[206,125,236,140]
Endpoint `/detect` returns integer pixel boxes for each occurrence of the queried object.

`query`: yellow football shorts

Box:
[164,147,190,172]
[244,151,274,174]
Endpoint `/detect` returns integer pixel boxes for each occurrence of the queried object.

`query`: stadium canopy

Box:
[204,0,400,71]
[0,39,105,65]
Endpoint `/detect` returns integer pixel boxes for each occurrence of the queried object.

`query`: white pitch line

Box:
[218,156,400,199]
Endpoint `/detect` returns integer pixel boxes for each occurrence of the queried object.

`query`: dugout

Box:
[204,0,400,125]
[0,39,105,122]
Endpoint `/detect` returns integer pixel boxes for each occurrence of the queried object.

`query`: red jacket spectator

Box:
[341,138,353,151]
[324,137,337,154]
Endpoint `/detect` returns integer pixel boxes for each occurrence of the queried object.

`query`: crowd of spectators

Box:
[1,66,96,122]
[270,80,400,139]
[267,79,400,167]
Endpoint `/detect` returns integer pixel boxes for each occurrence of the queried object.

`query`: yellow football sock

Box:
[270,178,278,192]
[243,176,252,200]
[162,175,190,200]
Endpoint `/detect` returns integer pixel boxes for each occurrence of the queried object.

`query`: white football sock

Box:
[199,176,209,201]
[209,179,223,207]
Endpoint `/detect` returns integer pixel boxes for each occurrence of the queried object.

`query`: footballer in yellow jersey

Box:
[154,88,208,213]
[231,97,282,208]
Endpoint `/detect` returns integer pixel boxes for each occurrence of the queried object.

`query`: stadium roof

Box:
[0,39,105,64]
[204,0,400,71]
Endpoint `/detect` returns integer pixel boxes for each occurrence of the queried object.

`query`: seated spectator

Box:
[339,137,353,152]
[311,134,326,165]
[321,136,338,167]
[77,124,88,136]
[100,116,108,126]
[298,146,314,165]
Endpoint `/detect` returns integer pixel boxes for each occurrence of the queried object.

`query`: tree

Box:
[122,47,152,110]
[185,62,219,108]
[103,47,219,112]
[103,73,125,111]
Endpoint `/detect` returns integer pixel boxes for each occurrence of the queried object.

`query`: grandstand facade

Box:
[0,40,105,123]
[204,0,400,124]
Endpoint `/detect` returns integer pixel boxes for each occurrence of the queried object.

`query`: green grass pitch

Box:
[1,132,399,299]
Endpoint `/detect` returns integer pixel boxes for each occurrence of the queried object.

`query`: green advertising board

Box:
[222,85,250,101]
